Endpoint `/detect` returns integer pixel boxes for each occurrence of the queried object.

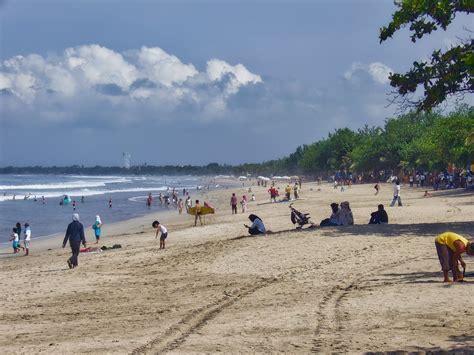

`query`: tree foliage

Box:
[380,0,473,111]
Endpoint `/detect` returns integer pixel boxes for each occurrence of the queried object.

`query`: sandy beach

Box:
[1,181,473,354]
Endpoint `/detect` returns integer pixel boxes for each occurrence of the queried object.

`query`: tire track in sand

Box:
[311,252,424,353]
[131,277,275,354]
[132,235,412,354]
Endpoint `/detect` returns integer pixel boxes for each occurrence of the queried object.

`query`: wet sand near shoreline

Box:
[1,182,473,353]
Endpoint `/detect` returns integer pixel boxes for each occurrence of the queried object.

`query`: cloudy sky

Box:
[0,0,471,166]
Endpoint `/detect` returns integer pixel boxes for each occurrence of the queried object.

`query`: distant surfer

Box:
[109,197,112,208]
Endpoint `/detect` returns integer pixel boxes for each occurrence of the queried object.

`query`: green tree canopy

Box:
[380,0,473,111]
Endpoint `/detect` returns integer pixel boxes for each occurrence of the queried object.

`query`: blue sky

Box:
[0,0,471,166]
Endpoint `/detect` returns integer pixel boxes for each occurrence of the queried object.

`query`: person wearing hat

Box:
[435,232,474,282]
[62,213,86,269]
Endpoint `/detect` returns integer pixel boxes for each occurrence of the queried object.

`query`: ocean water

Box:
[0,174,207,244]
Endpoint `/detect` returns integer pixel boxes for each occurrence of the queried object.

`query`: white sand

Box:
[1,182,473,353]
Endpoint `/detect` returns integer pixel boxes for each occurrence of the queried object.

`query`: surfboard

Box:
[187,206,215,216]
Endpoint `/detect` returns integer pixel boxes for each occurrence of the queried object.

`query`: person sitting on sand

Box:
[244,214,266,235]
[368,204,388,224]
[320,203,341,227]
[423,190,432,198]
[435,232,474,282]
[152,221,168,249]
[339,201,354,226]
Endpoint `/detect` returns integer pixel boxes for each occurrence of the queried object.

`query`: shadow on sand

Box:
[317,222,474,239]
[230,222,474,240]
[365,345,474,354]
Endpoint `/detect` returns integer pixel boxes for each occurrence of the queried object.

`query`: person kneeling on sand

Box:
[244,214,266,235]
[153,221,168,249]
[320,203,341,227]
[435,232,474,282]
[368,204,388,224]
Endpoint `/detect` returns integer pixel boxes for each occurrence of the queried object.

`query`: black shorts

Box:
[160,232,168,241]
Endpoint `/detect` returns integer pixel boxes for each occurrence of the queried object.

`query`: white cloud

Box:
[0,44,263,122]
[133,46,198,87]
[367,62,392,85]
[344,61,392,85]
[206,59,262,95]
[65,45,138,89]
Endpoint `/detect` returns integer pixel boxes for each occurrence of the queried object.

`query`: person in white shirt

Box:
[390,180,402,207]
[9,228,20,254]
[24,223,31,256]
[153,221,168,249]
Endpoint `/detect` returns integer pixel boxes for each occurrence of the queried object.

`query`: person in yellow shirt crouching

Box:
[435,232,474,282]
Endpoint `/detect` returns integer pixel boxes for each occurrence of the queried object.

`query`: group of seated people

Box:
[319,202,388,227]
[244,202,389,236]
[320,201,354,227]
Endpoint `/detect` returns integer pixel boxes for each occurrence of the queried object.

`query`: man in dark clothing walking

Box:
[230,193,238,215]
[62,213,86,269]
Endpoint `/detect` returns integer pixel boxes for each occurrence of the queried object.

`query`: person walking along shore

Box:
[62,213,86,269]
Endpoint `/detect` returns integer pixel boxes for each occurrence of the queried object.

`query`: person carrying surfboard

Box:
[194,200,203,226]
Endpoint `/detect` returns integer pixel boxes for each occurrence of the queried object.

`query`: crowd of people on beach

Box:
[328,169,473,190]
[6,175,473,284]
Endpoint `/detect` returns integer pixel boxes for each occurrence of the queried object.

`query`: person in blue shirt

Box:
[244,214,266,235]
[92,215,102,244]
